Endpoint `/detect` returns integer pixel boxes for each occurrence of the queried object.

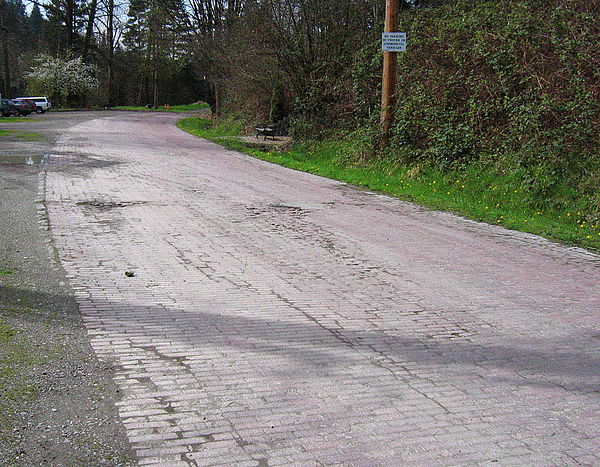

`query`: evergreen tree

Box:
[0,0,29,96]
[41,0,87,53]
[123,0,187,106]
[29,4,44,40]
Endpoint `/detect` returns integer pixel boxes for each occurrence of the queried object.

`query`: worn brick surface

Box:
[45,113,600,466]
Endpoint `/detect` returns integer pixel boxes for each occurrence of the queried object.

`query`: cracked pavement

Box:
[38,111,600,466]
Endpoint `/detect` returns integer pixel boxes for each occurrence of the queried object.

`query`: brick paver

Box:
[44,113,600,466]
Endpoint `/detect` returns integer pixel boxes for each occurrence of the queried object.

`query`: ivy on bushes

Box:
[348,0,598,219]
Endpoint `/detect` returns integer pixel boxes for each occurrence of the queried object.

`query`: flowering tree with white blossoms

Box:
[26,55,99,108]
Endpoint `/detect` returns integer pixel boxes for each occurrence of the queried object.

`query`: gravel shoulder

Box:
[0,112,135,466]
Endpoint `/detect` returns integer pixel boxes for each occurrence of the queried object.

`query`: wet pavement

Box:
[21,111,600,465]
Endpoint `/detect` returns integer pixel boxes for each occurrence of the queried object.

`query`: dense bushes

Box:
[344,0,599,220]
[386,0,598,166]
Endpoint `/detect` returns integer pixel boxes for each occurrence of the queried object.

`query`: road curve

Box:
[45,112,600,466]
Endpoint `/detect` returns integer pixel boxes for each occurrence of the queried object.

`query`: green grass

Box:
[14,132,44,141]
[0,318,42,428]
[177,116,600,252]
[0,269,12,276]
[0,129,44,141]
[169,103,211,111]
[0,117,27,123]
[114,103,210,112]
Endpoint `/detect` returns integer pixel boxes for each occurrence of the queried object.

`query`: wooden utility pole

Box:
[380,0,399,141]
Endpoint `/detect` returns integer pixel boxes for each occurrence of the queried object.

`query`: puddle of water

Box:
[0,154,48,165]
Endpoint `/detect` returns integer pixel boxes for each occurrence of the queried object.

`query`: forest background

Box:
[0,0,598,249]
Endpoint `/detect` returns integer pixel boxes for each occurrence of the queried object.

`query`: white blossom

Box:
[26,55,99,106]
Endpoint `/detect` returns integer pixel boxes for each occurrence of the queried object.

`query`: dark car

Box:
[12,99,32,116]
[13,98,36,115]
[1,99,18,116]
[1,99,31,116]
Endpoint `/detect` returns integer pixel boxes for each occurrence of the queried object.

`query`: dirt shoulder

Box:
[0,112,135,466]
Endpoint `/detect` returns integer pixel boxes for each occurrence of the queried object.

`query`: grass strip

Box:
[114,103,209,112]
[0,130,44,141]
[14,132,44,141]
[0,117,28,123]
[177,116,600,252]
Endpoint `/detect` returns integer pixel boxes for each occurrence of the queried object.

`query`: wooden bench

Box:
[255,125,276,141]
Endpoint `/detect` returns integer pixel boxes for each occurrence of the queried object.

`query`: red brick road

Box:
[45,112,600,466]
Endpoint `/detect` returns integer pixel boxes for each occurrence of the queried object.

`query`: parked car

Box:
[1,99,29,117]
[12,99,32,116]
[13,98,37,115]
[15,96,51,113]
[0,99,13,117]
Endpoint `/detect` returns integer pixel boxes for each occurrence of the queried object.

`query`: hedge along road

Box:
[40,111,600,466]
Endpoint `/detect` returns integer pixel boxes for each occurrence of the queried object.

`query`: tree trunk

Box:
[153,65,158,107]
[83,0,98,61]
[213,81,221,117]
[107,0,114,105]
[0,0,10,98]
[66,0,75,49]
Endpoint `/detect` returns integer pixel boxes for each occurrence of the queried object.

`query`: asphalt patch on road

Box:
[76,200,147,210]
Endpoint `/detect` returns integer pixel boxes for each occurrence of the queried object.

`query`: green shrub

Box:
[345,0,600,221]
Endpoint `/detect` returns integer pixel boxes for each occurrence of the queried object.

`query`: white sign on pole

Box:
[382,32,407,52]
